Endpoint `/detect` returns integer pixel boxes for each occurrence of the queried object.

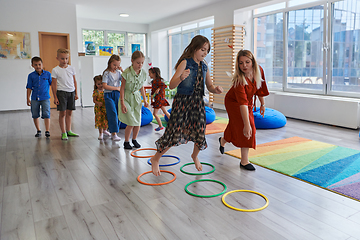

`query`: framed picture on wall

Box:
[131,44,140,54]
[117,46,124,56]
[99,46,113,56]
[0,31,31,59]
[85,41,95,55]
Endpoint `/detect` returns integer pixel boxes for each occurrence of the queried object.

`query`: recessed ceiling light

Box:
[119,13,129,17]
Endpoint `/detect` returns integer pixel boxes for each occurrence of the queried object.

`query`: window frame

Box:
[82,29,147,57]
[253,0,360,98]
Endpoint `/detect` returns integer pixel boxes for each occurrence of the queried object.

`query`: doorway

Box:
[38,32,70,108]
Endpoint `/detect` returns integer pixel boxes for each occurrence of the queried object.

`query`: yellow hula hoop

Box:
[222,190,269,212]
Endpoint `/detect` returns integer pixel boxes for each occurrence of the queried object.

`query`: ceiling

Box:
[46,0,225,24]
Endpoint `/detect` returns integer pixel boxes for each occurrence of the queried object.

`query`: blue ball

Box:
[120,106,153,129]
[253,107,286,129]
[164,106,216,124]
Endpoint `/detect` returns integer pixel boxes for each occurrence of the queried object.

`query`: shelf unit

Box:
[210,25,245,105]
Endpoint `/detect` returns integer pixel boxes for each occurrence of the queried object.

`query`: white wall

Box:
[149,0,274,32]
[0,0,79,111]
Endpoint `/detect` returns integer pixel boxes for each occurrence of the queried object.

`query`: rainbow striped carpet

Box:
[152,115,228,135]
[225,136,360,201]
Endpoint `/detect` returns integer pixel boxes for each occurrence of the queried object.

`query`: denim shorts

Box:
[57,90,76,111]
[31,99,50,119]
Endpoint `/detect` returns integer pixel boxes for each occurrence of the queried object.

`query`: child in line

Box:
[150,35,223,176]
[93,75,111,140]
[149,67,170,131]
[102,54,123,141]
[119,51,149,149]
[51,48,79,140]
[219,50,269,171]
[26,56,52,138]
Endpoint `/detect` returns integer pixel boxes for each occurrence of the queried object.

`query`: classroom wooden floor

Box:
[1,107,360,240]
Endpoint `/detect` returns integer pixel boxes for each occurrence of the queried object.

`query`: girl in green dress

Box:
[119,51,149,149]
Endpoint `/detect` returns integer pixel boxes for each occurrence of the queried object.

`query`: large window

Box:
[254,13,284,89]
[287,5,324,91]
[168,19,214,78]
[253,0,360,97]
[331,0,360,93]
[82,30,146,57]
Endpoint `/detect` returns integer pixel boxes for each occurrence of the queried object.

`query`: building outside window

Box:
[253,0,360,97]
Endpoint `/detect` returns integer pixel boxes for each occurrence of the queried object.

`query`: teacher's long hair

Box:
[232,50,262,89]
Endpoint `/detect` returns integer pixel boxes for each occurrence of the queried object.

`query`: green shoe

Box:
[67,130,79,137]
[61,132,68,140]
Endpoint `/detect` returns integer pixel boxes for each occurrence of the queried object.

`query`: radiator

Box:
[266,92,360,129]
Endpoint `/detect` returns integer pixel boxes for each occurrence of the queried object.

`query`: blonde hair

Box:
[232,50,262,89]
[57,48,70,56]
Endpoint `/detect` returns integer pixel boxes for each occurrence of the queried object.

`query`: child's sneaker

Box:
[103,130,111,136]
[155,127,164,131]
[112,135,121,141]
[67,130,79,137]
[45,131,50,138]
[35,130,41,137]
[132,139,141,148]
[98,133,103,140]
[124,141,133,149]
[61,132,68,140]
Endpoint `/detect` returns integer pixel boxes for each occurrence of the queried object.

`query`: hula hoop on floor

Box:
[221,190,269,212]
[137,170,176,186]
[184,179,227,198]
[147,155,180,167]
[180,162,215,175]
[131,148,157,158]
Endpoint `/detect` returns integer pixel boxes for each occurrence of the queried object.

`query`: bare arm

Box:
[120,78,127,113]
[51,78,59,105]
[103,82,120,91]
[205,70,223,94]
[26,88,32,106]
[240,105,252,139]
[140,86,149,107]
[258,96,265,117]
[73,75,78,100]
[169,60,189,89]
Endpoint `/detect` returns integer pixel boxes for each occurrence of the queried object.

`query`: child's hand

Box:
[54,97,59,105]
[118,66,124,72]
[214,85,223,94]
[144,101,149,108]
[75,94,79,100]
[121,103,127,114]
[180,69,190,81]
[155,88,160,94]
[97,102,103,107]
[27,99,31,106]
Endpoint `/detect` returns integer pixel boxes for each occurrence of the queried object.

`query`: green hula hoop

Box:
[185,179,227,198]
[180,162,215,175]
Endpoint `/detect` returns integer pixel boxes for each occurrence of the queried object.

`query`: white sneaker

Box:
[112,135,121,141]
[98,134,103,140]
[103,130,111,136]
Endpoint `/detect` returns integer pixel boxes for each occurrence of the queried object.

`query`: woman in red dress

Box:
[219,50,269,170]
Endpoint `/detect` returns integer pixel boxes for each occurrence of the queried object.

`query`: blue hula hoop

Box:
[147,155,181,167]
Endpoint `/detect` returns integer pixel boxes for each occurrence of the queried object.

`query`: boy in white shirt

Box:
[51,48,79,140]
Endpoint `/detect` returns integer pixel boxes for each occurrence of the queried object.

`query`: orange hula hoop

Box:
[137,170,176,186]
[130,148,157,158]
